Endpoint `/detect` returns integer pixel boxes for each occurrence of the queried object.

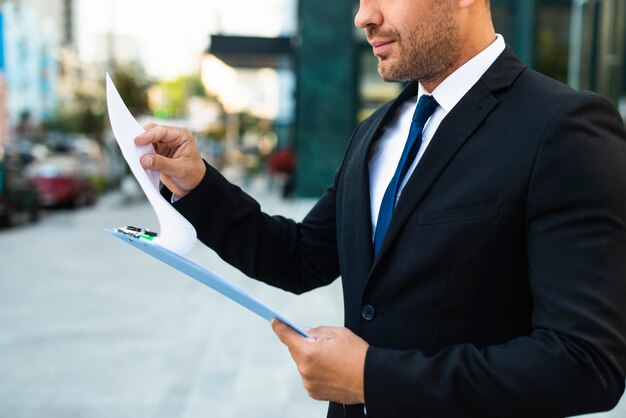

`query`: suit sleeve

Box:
[364,93,626,417]
[166,162,341,294]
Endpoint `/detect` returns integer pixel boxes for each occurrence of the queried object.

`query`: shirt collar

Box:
[418,34,506,113]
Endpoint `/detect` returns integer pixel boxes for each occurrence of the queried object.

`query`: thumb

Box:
[272,319,305,348]
[140,153,179,176]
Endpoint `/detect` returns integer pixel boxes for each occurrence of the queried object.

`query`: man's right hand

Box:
[134,123,207,198]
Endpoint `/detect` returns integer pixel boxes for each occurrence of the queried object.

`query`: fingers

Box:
[272,321,342,343]
[272,319,307,348]
[139,153,180,176]
[274,323,340,341]
[271,322,369,404]
[307,326,340,340]
[142,122,158,130]
[134,125,188,148]
[133,124,206,195]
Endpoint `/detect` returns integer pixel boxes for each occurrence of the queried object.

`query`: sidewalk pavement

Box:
[0,179,342,418]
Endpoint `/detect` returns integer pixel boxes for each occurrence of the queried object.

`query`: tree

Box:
[110,62,151,115]
[46,62,151,136]
[155,75,207,119]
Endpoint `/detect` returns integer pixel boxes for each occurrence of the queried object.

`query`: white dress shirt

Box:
[368,35,506,238]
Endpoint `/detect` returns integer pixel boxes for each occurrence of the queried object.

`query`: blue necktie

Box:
[373,94,439,256]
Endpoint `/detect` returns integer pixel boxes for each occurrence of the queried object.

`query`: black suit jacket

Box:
[170,48,626,417]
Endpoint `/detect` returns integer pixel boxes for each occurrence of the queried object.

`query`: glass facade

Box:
[357,46,402,122]
[354,0,626,121]
[492,0,626,108]
[297,0,626,196]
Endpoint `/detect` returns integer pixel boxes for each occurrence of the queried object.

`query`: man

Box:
[135,0,626,416]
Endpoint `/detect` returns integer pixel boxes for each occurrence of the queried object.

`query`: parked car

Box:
[28,154,97,208]
[0,147,40,227]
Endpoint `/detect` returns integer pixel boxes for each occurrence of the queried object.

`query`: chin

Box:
[378,68,411,83]
[377,63,395,82]
[377,60,414,83]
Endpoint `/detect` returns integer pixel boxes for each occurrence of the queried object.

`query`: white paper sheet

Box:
[106,73,197,254]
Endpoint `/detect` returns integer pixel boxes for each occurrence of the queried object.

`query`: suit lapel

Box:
[350,83,422,270]
[351,112,380,270]
[364,47,527,286]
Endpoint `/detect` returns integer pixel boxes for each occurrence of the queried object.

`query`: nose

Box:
[354,0,382,29]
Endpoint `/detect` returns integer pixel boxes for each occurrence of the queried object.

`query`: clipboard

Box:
[106,228,310,337]
[105,73,310,339]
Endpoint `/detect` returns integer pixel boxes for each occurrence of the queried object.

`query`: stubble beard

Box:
[373,8,462,83]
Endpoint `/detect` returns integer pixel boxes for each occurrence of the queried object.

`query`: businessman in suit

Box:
[135,0,626,416]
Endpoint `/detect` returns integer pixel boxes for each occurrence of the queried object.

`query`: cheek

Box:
[394,11,427,45]
[393,2,425,29]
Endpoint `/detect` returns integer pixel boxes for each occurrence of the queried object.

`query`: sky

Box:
[76,0,296,79]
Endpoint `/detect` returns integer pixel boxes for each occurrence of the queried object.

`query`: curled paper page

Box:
[106,73,197,254]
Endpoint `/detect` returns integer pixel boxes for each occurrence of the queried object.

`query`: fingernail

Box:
[144,156,153,168]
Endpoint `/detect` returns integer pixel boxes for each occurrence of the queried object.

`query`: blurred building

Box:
[491,0,625,107]
[0,12,7,146]
[0,0,101,143]
[200,0,297,158]
[296,0,626,197]
[202,36,295,152]
[1,0,60,134]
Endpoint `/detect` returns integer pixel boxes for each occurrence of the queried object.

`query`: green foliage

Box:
[239,111,262,135]
[155,75,207,119]
[45,62,151,135]
[45,95,104,135]
[110,63,151,114]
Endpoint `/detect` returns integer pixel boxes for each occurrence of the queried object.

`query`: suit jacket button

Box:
[361,305,375,321]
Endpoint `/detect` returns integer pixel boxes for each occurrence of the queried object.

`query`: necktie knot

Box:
[412,94,439,127]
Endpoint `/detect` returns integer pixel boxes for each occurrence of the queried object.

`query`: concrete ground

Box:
[0,181,342,418]
[0,179,624,418]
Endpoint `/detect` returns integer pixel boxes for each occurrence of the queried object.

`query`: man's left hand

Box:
[271,319,369,404]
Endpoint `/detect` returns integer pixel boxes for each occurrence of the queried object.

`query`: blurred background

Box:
[0,0,624,417]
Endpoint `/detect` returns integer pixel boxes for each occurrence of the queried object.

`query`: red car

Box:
[29,155,97,208]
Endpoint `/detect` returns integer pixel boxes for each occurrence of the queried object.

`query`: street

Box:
[0,183,342,418]
[0,183,625,418]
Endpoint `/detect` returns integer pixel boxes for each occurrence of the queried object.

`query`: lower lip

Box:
[373,42,394,56]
